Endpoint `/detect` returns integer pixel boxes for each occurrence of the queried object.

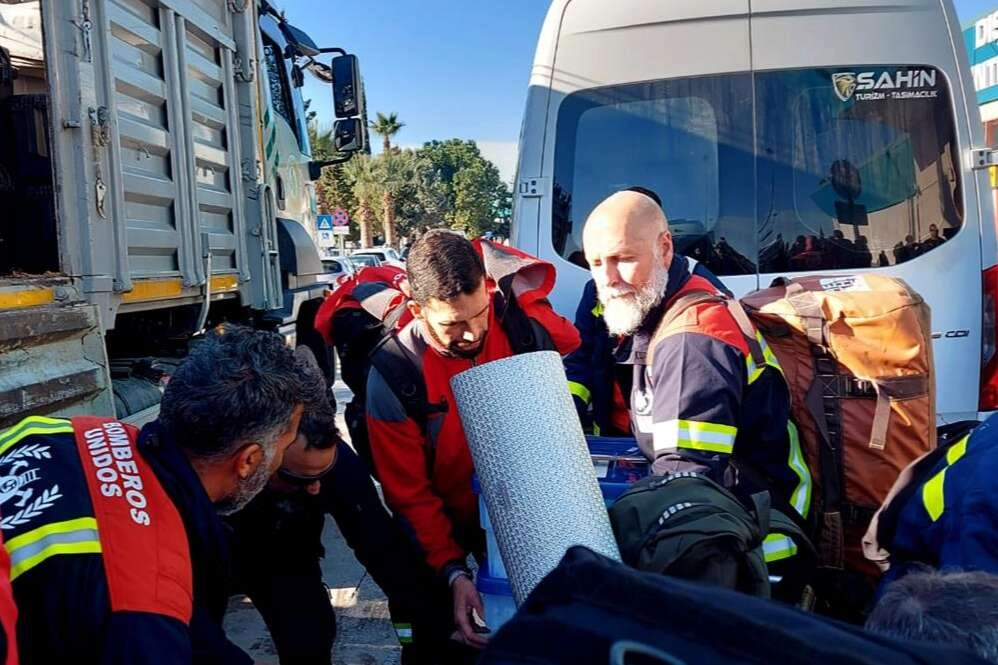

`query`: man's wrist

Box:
[441,560,472,587]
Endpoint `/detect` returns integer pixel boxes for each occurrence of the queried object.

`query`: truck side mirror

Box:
[332,54,362,118]
[333,118,365,153]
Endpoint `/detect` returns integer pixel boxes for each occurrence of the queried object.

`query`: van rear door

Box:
[751,0,986,420]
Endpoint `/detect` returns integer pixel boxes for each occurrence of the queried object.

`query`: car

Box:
[349,253,382,268]
[322,257,356,285]
[352,247,404,266]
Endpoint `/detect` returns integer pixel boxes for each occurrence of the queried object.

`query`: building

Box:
[967,10,998,147]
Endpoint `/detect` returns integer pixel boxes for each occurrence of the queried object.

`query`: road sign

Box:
[332,208,350,226]
[332,226,350,235]
[317,214,334,230]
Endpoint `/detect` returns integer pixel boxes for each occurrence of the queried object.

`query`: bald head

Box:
[586,190,668,240]
[582,191,674,335]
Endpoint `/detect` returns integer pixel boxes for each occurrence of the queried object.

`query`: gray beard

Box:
[215,448,276,515]
[599,266,670,336]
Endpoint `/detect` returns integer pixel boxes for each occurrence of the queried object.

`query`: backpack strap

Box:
[368,333,448,473]
[647,290,725,366]
[494,289,555,354]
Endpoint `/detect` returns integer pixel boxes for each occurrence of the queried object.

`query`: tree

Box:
[343,154,380,248]
[417,139,512,237]
[370,111,405,153]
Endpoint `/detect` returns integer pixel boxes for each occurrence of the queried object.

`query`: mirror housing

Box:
[334,118,365,153]
[332,54,362,118]
[280,22,320,58]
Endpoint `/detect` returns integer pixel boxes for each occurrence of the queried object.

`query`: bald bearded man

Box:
[582,192,813,545]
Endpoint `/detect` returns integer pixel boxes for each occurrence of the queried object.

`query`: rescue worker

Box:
[366,230,580,649]
[581,191,813,564]
[864,415,998,588]
[0,325,312,664]
[565,187,731,437]
[227,374,441,665]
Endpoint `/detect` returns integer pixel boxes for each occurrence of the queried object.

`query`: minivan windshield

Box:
[552,65,962,275]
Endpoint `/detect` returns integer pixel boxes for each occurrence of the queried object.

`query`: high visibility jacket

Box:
[564,257,732,437]
[865,414,998,587]
[366,242,581,573]
[0,529,17,665]
[0,415,249,665]
[623,256,813,554]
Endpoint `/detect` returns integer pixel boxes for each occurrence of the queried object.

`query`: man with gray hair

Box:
[0,324,312,665]
[867,569,998,663]
[582,191,812,564]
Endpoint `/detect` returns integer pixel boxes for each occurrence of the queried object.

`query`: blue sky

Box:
[291,0,994,181]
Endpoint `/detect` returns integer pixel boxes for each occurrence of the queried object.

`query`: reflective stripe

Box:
[763,533,798,563]
[593,423,601,436]
[393,623,413,644]
[0,416,73,455]
[786,422,812,519]
[745,332,783,385]
[7,517,101,580]
[568,380,592,405]
[591,301,604,317]
[922,434,970,522]
[653,419,736,455]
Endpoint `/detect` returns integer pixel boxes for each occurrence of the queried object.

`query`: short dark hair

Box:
[406,229,485,303]
[159,324,310,461]
[296,359,339,450]
[866,569,998,663]
[624,186,662,208]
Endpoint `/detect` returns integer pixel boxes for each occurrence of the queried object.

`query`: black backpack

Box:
[608,472,814,599]
[478,546,990,665]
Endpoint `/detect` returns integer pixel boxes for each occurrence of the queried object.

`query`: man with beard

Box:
[0,325,311,665]
[565,187,731,437]
[366,230,579,651]
[581,191,812,537]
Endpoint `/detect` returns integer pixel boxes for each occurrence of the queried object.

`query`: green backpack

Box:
[609,472,812,599]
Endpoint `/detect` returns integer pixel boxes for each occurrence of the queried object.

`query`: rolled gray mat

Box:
[450,350,621,604]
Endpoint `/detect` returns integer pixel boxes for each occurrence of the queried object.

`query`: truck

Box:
[512,0,998,423]
[0,0,367,428]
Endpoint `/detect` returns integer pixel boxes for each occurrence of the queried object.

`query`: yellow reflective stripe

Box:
[593,423,601,436]
[786,421,812,519]
[921,434,971,523]
[0,416,73,456]
[763,533,798,563]
[946,436,969,465]
[922,468,947,522]
[568,380,592,405]
[746,333,783,385]
[653,419,737,454]
[591,301,604,317]
[7,517,101,581]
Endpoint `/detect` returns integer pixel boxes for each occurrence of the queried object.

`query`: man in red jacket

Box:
[366,230,580,649]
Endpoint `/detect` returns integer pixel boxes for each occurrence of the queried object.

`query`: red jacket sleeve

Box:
[524,297,581,356]
[365,367,466,572]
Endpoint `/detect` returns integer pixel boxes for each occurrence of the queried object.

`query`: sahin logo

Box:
[832,73,858,102]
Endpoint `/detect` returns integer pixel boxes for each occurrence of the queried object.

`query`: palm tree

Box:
[370,111,404,153]
[307,122,335,160]
[373,149,418,248]
[344,154,379,248]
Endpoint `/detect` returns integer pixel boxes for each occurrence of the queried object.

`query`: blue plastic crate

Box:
[472,435,648,581]
[476,569,517,633]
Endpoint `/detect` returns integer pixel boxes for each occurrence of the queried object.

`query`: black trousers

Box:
[231,442,476,664]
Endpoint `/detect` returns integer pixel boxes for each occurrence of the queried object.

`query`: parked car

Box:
[322,256,356,285]
[349,253,382,268]
[353,247,404,266]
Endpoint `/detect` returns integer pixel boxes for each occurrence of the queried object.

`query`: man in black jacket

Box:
[0,325,313,664]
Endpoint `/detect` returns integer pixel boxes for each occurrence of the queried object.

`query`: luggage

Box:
[478,546,987,665]
[608,472,812,599]
[740,275,935,579]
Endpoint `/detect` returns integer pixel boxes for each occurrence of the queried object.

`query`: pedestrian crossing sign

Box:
[317,214,334,230]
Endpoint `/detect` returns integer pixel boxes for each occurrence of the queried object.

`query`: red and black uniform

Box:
[365,242,580,576]
[0,415,250,665]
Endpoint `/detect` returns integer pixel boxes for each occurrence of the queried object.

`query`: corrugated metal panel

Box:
[104,0,243,289]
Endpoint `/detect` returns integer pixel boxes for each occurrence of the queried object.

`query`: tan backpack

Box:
[740,274,935,580]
